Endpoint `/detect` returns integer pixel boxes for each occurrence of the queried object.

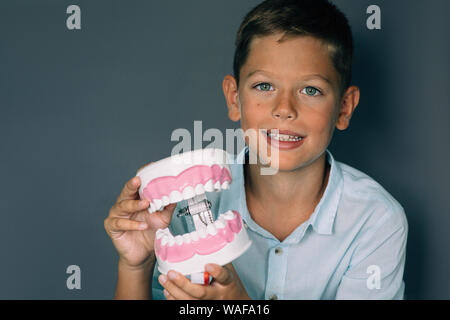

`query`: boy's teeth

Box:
[268,133,302,141]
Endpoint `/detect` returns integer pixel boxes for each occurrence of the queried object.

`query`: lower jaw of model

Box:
[137,148,252,280]
[155,210,251,275]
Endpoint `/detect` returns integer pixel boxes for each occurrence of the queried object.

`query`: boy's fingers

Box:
[112,199,149,215]
[152,203,177,224]
[106,217,148,233]
[164,271,208,299]
[116,176,141,203]
[206,263,233,285]
[159,274,197,300]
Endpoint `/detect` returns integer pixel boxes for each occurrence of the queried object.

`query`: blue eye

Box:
[302,86,321,96]
[254,83,273,91]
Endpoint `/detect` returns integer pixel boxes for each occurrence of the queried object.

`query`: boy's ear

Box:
[335,85,360,131]
[222,75,241,122]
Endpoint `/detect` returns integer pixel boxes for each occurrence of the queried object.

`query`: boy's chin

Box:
[270,159,303,173]
[255,156,306,174]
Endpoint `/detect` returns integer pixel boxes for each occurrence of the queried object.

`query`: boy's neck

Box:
[244,151,330,233]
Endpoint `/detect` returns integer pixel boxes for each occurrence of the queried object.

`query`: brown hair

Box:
[233,0,354,96]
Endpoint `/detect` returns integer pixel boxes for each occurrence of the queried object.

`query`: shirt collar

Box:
[230,145,343,240]
[307,148,343,236]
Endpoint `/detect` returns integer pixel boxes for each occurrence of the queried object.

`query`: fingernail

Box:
[163,289,169,297]
[168,271,178,280]
[140,200,149,208]
[205,264,214,273]
[159,274,167,284]
[139,223,147,230]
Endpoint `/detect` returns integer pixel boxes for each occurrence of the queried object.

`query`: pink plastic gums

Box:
[155,211,243,263]
[142,164,231,201]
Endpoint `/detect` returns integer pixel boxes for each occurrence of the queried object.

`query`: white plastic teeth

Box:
[268,132,302,141]
[206,224,218,236]
[149,178,230,213]
[182,233,192,244]
[222,210,236,220]
[157,211,235,246]
[175,235,183,245]
[156,228,169,240]
[197,227,207,239]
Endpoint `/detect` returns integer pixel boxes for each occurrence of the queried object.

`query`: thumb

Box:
[205,263,233,285]
[154,202,177,226]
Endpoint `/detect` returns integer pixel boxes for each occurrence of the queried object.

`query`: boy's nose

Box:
[272,111,295,120]
[272,101,297,120]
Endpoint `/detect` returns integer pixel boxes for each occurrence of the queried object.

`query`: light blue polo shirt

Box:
[152,145,408,300]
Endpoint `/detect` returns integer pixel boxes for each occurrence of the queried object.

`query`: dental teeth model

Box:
[136,148,252,283]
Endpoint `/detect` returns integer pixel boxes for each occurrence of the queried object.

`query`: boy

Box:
[105,0,408,299]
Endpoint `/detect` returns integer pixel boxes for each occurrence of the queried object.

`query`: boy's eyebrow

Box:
[302,74,333,85]
[246,69,332,85]
[246,69,274,78]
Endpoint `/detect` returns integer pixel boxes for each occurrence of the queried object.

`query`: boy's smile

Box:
[224,34,359,172]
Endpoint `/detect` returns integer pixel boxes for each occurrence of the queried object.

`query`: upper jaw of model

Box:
[138,148,232,214]
[136,148,252,276]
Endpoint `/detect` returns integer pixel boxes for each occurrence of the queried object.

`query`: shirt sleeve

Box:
[335,204,408,300]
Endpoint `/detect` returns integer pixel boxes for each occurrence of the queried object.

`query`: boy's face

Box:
[224,34,359,172]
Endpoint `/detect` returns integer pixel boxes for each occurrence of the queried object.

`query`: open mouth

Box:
[262,128,306,149]
[264,129,305,141]
[267,132,303,142]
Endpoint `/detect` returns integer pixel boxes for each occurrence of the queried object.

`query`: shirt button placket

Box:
[265,245,287,300]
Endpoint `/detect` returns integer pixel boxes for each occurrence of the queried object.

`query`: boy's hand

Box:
[104,168,177,270]
[159,263,251,300]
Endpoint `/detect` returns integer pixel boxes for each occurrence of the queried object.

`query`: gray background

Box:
[0,0,448,299]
